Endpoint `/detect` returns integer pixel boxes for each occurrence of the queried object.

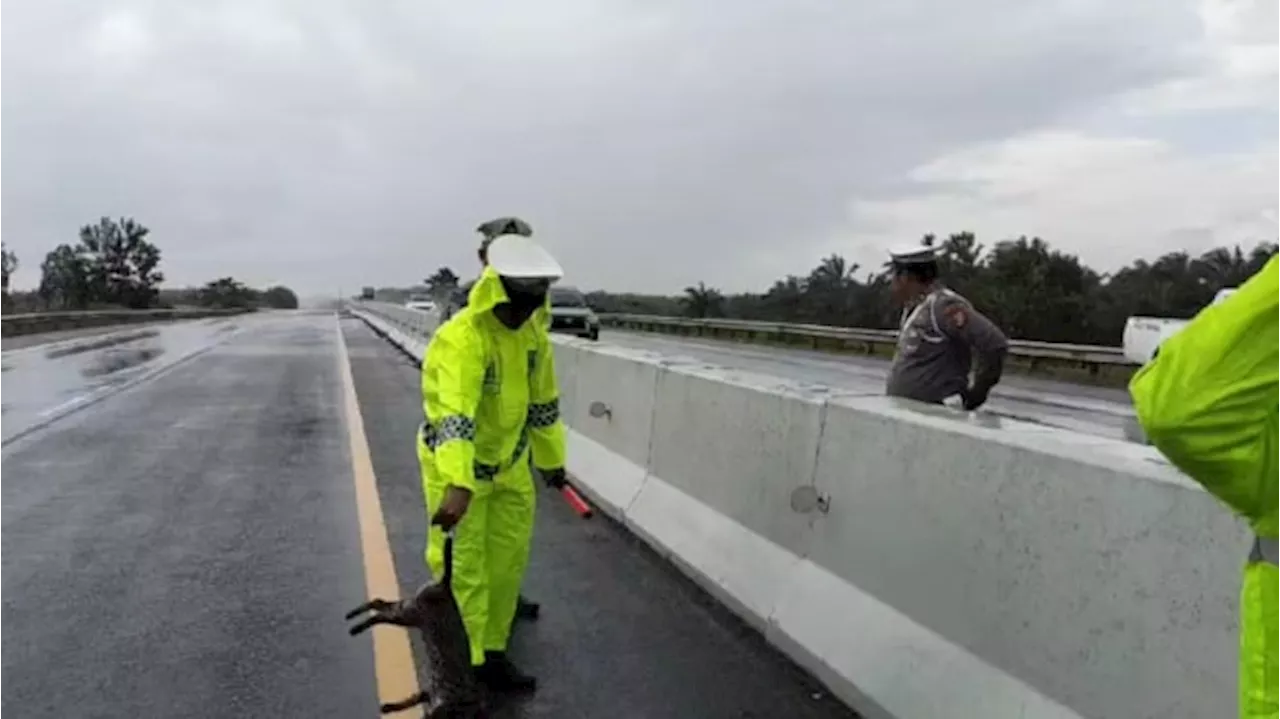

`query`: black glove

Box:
[540,467,567,489]
[960,385,990,411]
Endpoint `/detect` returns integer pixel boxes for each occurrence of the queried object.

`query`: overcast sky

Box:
[2,0,1276,297]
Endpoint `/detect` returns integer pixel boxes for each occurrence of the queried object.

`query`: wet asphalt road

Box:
[0,323,164,352]
[2,312,857,719]
[599,329,1136,441]
[1,313,375,718]
[1,317,245,445]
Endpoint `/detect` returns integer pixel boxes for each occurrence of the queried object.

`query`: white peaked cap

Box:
[486,234,564,280]
[887,244,939,265]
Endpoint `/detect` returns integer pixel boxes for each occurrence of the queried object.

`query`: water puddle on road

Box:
[81,346,166,380]
[46,329,161,360]
[984,406,1128,442]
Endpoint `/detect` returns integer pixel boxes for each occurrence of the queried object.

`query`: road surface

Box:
[2,311,856,718]
[1,323,163,352]
[599,329,1136,442]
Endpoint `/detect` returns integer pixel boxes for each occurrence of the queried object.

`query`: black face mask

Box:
[496,277,547,313]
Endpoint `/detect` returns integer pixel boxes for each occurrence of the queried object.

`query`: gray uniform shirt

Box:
[885,287,1009,404]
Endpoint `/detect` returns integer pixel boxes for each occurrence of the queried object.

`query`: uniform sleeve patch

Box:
[944,304,968,329]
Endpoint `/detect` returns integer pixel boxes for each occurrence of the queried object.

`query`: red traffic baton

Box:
[559,484,594,519]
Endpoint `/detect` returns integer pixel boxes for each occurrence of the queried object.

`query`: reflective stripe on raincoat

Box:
[1130,255,1278,719]
[422,266,566,491]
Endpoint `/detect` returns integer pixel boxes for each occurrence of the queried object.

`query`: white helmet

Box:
[486,234,563,281]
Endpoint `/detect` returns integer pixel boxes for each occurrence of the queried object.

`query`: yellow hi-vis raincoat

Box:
[416,266,566,666]
[1130,255,1278,719]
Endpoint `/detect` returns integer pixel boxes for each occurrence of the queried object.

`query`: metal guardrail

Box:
[1,308,251,338]
[597,313,1130,368]
[348,300,1129,372]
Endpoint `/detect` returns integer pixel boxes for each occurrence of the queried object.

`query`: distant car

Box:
[405,297,436,313]
[1121,287,1236,444]
[547,286,600,341]
[1121,287,1237,365]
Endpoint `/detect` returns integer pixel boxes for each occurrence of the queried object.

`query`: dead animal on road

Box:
[346,536,486,717]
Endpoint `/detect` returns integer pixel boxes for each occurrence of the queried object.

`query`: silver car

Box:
[547,286,600,341]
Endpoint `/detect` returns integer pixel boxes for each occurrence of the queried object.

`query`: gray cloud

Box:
[1,0,1239,296]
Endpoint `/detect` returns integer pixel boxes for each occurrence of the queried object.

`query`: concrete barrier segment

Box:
[348,302,1244,719]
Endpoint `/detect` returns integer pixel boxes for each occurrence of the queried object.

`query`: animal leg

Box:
[380,690,429,714]
[345,598,397,620]
[348,612,413,636]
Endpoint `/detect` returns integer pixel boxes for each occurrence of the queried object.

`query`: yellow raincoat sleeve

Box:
[422,325,486,493]
[1129,255,1278,534]
[528,332,567,471]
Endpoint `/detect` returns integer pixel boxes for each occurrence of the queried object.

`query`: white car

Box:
[1121,287,1236,444]
[1121,288,1236,365]
[405,297,436,313]
[547,286,600,341]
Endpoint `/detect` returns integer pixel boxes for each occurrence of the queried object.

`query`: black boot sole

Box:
[475,671,538,694]
[515,597,540,621]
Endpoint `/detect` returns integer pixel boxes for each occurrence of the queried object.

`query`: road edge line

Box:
[335,317,423,715]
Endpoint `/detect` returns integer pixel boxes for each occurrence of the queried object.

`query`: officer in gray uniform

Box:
[884,244,1009,410]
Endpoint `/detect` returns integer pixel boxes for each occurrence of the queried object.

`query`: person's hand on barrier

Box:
[431,486,473,530]
[540,467,567,490]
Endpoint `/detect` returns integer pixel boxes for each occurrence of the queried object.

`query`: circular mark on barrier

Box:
[789,486,830,514]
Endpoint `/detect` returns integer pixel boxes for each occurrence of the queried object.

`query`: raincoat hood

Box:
[465,266,553,320]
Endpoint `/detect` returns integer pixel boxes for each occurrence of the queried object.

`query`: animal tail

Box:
[442,533,454,587]
[380,690,429,713]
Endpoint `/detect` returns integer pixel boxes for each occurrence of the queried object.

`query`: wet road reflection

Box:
[1,319,242,444]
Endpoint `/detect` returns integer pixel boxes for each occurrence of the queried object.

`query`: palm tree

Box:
[681,282,724,318]
[1,244,16,294]
[424,267,460,299]
[805,254,859,325]
[1194,246,1247,287]
[808,254,856,287]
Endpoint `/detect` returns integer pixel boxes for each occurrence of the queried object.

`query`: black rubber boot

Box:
[515,594,540,621]
[475,651,537,693]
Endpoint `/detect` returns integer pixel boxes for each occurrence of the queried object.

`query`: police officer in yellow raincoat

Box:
[417,233,567,692]
[1130,255,1277,719]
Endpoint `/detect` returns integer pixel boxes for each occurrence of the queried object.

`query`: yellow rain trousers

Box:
[1130,255,1278,719]
[417,267,566,666]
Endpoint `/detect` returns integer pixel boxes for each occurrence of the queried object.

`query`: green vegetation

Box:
[587,233,1277,347]
[1,243,17,313]
[3,217,300,314]
[381,235,1274,350]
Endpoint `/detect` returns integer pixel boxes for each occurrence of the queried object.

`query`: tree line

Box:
[1,217,298,313]
[581,234,1277,346]
[362,232,1278,348]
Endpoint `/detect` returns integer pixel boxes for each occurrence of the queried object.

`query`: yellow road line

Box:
[336,322,423,716]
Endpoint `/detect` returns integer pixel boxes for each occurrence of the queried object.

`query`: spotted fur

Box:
[346,537,486,717]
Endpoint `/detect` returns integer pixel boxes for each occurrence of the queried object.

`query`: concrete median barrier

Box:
[349,301,1245,719]
[553,340,660,515]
